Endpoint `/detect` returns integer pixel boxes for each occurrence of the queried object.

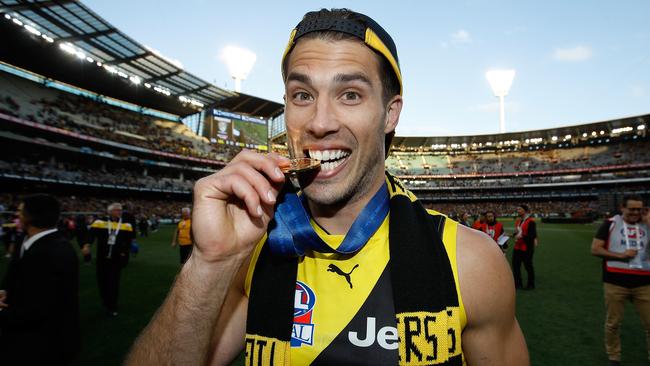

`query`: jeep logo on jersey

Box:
[348,317,399,350]
[292,281,316,347]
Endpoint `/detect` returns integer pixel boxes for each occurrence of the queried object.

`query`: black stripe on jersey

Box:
[311,266,399,365]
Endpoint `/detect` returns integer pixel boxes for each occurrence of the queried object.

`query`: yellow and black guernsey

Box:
[88,219,134,260]
[245,174,466,365]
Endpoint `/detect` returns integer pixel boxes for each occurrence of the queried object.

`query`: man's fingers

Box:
[230,150,288,184]
[228,163,282,206]
[217,174,264,218]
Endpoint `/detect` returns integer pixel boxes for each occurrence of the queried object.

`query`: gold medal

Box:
[280,158,321,175]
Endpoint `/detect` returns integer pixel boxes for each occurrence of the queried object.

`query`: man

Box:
[512,204,537,290]
[591,195,650,366]
[82,202,134,316]
[127,9,528,365]
[171,207,193,264]
[480,211,506,251]
[0,194,79,365]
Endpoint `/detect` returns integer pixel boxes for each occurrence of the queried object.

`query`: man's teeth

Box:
[308,149,349,162]
[308,149,350,171]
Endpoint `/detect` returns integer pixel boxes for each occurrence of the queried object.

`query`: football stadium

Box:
[1,2,649,366]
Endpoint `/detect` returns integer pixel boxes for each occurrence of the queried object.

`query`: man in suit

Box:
[0,194,80,365]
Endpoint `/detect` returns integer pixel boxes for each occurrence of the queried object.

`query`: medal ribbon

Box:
[268,182,389,256]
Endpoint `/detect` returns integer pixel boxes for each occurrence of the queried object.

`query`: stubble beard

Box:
[303,138,385,213]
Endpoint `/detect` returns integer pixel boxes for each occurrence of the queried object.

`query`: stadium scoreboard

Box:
[203,108,268,151]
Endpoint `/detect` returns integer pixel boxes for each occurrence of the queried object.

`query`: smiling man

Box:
[127,9,528,365]
[591,195,650,365]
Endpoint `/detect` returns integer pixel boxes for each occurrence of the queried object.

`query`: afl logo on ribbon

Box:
[292,281,316,347]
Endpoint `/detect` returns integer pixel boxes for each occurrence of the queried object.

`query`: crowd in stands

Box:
[388,139,650,176]
[424,200,599,219]
[0,159,194,191]
[405,169,650,189]
[0,193,189,220]
[0,72,239,162]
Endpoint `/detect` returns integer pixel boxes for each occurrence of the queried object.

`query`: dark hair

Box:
[282,9,401,156]
[519,204,530,212]
[622,194,644,208]
[485,210,496,217]
[22,194,60,228]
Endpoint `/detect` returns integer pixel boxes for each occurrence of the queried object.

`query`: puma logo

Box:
[327,263,359,289]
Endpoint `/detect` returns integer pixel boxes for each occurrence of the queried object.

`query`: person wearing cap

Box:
[83,202,134,316]
[127,8,528,365]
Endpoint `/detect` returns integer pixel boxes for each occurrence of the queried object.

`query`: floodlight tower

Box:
[486,69,516,133]
[222,46,257,92]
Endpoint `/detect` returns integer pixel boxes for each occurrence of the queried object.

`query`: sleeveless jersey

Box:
[245,213,467,364]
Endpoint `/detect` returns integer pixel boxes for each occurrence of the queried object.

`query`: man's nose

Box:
[306,97,340,138]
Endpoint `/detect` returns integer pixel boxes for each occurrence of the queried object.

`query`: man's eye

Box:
[343,91,360,100]
[293,92,312,101]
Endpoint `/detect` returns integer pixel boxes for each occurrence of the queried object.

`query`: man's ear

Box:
[384,95,403,135]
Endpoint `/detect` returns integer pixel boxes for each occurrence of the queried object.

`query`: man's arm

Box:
[456,226,529,365]
[590,220,636,260]
[82,224,96,256]
[125,151,288,365]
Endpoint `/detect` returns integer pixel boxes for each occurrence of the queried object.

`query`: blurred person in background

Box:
[591,195,650,366]
[171,207,193,264]
[0,194,79,365]
[82,202,134,316]
[513,204,538,290]
[2,212,22,259]
[481,210,507,252]
[472,212,486,230]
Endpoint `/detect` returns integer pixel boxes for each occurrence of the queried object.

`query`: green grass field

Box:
[2,222,649,365]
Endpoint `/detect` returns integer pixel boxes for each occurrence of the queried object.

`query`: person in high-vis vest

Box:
[591,195,650,366]
[512,204,538,290]
[126,9,529,365]
[172,207,193,264]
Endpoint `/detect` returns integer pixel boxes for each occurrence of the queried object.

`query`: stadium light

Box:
[486,69,516,133]
[639,125,646,130]
[221,46,257,92]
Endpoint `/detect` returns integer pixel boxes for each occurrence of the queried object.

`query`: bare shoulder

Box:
[455,225,515,326]
[455,225,529,364]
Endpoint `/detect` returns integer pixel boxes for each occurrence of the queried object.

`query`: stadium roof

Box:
[0,0,283,119]
[391,113,648,150]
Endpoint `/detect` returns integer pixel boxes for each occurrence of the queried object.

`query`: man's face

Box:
[284,38,401,207]
[110,208,122,220]
[517,207,526,217]
[182,210,190,219]
[486,213,495,223]
[622,200,644,223]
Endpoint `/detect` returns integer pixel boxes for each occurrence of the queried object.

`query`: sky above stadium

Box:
[83,0,650,137]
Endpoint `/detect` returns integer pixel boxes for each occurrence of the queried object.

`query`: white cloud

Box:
[441,30,472,48]
[451,29,472,44]
[553,46,592,61]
